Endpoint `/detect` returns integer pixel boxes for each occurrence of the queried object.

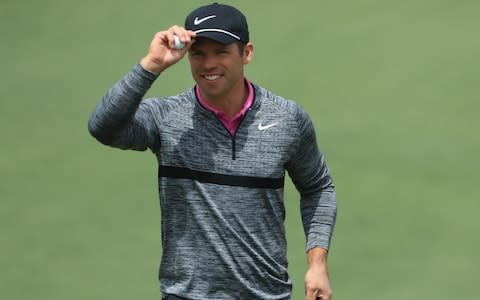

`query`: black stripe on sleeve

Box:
[159,165,284,189]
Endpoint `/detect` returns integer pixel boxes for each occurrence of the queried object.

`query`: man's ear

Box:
[243,42,254,64]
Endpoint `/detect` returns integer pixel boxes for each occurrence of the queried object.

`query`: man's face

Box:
[188,38,253,102]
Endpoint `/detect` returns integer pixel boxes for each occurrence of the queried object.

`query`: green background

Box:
[1,0,478,299]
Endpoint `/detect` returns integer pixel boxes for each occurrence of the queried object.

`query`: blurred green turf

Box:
[1,0,479,299]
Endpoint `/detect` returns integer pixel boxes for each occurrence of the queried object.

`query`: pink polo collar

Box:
[196,79,254,136]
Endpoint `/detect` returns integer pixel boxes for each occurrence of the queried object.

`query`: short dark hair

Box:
[235,42,247,56]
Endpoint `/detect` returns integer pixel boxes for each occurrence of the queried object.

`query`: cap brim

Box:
[194,30,240,44]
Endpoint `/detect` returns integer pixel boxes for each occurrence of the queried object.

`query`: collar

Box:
[195,78,254,121]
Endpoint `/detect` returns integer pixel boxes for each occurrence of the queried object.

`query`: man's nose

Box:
[202,53,218,70]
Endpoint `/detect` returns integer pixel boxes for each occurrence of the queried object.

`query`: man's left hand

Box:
[304,248,332,300]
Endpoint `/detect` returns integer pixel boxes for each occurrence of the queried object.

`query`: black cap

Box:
[185,3,249,44]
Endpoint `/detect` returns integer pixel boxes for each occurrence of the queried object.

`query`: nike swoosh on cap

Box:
[194,15,216,25]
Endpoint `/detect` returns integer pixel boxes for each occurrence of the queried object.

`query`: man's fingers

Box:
[306,286,333,300]
[167,25,196,49]
[305,288,318,300]
[315,291,332,300]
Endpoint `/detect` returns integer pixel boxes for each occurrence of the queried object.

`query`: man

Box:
[88,3,337,300]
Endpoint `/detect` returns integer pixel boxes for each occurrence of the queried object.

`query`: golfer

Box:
[88,3,337,300]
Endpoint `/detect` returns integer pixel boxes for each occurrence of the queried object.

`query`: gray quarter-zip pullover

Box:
[88,64,337,300]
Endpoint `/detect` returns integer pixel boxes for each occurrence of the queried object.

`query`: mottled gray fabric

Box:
[88,64,337,300]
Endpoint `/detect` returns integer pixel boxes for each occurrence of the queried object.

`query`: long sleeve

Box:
[286,107,337,251]
[88,64,159,151]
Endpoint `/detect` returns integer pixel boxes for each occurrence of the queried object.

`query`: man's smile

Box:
[203,74,221,81]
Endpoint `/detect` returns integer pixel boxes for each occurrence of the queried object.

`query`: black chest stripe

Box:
[159,165,284,189]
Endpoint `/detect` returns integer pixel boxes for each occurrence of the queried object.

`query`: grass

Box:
[1,0,479,299]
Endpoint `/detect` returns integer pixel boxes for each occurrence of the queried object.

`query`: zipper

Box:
[229,106,254,160]
[195,83,256,161]
[204,104,254,161]
[206,111,238,160]
[231,137,236,160]
[208,112,249,161]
